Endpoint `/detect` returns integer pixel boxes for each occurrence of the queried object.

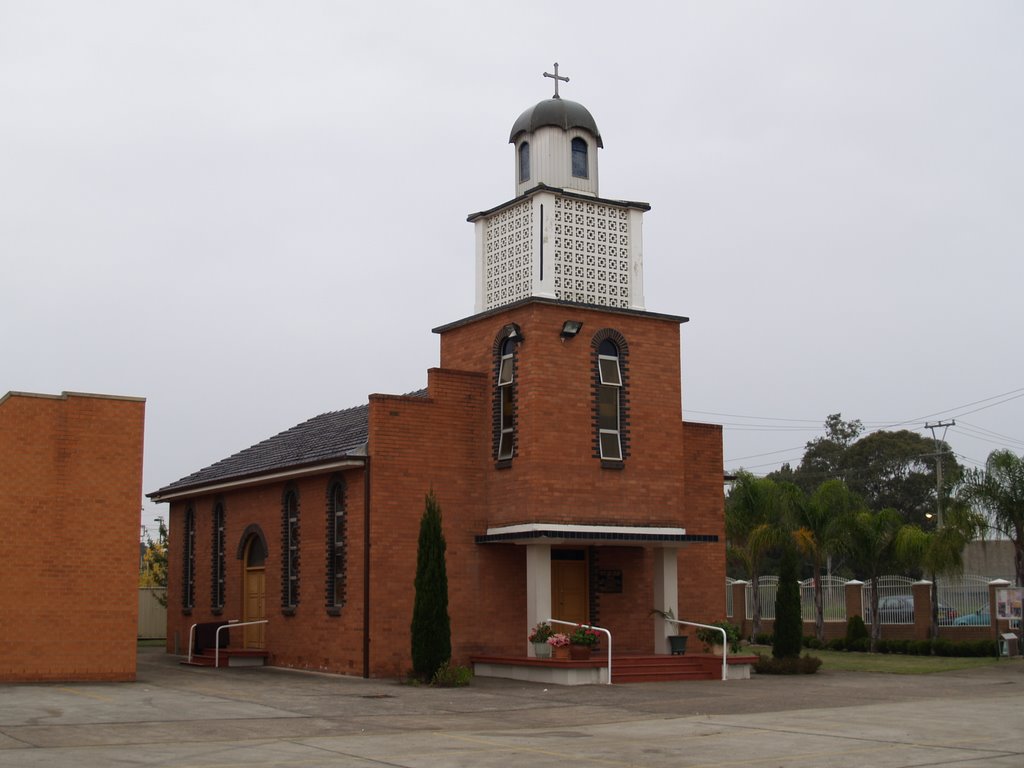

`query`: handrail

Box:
[215,620,268,668]
[664,618,728,681]
[547,619,613,685]
[187,623,198,663]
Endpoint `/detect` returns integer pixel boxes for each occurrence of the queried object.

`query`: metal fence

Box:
[801,576,848,622]
[938,575,992,626]
[726,577,736,617]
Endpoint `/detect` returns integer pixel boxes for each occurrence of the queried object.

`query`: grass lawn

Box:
[747,645,1006,674]
[137,638,166,647]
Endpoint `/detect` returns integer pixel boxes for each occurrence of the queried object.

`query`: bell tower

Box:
[469,65,649,314]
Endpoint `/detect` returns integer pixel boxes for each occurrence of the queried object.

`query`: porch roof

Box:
[475,523,718,546]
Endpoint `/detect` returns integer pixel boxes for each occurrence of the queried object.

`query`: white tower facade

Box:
[469,77,648,314]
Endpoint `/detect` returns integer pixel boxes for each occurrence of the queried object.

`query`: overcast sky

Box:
[2,1,1022,538]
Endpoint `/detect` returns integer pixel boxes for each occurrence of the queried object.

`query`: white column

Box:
[653,547,678,654]
[526,544,552,657]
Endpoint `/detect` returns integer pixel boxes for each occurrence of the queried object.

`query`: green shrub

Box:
[431,661,473,687]
[773,548,803,659]
[410,491,451,681]
[847,638,870,653]
[909,640,932,656]
[826,638,846,651]
[753,632,773,646]
[696,621,742,653]
[754,653,822,675]
[803,636,824,650]
[845,615,869,644]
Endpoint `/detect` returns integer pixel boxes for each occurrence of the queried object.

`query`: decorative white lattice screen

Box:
[483,201,534,309]
[552,196,631,308]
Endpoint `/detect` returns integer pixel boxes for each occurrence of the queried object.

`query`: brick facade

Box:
[0,391,145,682]
[159,300,726,677]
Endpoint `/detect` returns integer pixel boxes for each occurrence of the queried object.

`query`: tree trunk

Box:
[751,573,762,638]
[812,564,825,643]
[869,577,881,653]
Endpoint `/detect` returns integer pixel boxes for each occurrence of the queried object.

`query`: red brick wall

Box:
[0,391,145,682]
[165,470,369,677]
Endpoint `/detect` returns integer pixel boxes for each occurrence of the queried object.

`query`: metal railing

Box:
[187,619,268,666]
[547,619,613,685]
[663,618,728,681]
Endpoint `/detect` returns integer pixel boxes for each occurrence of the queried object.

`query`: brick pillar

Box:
[912,580,932,640]
[732,581,749,639]
[845,580,864,624]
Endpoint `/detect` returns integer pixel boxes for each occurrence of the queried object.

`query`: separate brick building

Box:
[0,390,145,682]
[149,82,726,678]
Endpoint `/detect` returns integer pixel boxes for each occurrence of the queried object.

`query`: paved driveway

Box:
[1,648,1022,766]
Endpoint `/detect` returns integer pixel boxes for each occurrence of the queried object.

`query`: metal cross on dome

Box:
[543,62,569,99]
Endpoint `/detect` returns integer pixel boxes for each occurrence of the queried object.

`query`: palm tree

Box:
[898,502,985,639]
[958,449,1024,586]
[842,508,917,651]
[789,479,862,643]
[726,472,789,637]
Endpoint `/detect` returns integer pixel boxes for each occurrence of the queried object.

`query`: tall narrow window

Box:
[571,137,588,178]
[595,337,624,461]
[281,488,300,610]
[519,141,530,183]
[182,505,195,610]
[326,479,347,611]
[211,501,226,612]
[497,335,515,460]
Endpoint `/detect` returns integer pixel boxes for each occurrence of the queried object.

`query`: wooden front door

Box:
[552,549,588,632]
[242,536,266,649]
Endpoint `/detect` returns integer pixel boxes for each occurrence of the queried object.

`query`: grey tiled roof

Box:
[150,390,426,497]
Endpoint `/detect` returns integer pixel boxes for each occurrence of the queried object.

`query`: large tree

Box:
[726,472,789,637]
[958,450,1024,586]
[411,490,451,680]
[844,429,961,527]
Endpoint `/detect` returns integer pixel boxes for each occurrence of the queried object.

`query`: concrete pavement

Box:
[0,647,1021,766]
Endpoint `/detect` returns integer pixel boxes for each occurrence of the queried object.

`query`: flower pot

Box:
[668,635,688,655]
[551,645,570,660]
[569,643,592,660]
[532,641,552,659]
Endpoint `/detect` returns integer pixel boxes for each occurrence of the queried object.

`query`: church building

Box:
[149,71,726,679]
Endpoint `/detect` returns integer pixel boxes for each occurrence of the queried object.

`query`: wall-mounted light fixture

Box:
[560,320,583,340]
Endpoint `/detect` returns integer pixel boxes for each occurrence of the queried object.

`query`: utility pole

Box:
[925,420,955,527]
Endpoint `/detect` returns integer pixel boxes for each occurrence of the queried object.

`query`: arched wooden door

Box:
[242,535,267,649]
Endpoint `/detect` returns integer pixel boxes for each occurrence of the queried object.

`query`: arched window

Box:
[592,330,629,463]
[281,487,300,610]
[211,501,226,612]
[572,137,588,178]
[182,505,195,611]
[326,479,347,611]
[498,335,515,460]
[493,326,520,463]
[519,141,530,183]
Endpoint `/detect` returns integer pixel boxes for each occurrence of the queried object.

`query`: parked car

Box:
[875,595,957,624]
[952,607,991,626]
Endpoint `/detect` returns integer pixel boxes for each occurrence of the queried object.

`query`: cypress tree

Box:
[410,490,451,679]
[773,546,803,659]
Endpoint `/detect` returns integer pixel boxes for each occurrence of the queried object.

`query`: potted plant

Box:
[547,632,571,660]
[528,622,553,658]
[569,626,600,659]
[695,621,741,655]
[650,608,688,655]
